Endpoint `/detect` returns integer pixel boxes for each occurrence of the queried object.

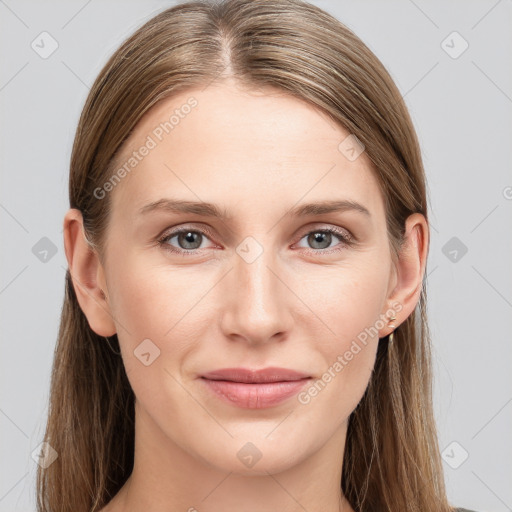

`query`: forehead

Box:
[108,80,383,224]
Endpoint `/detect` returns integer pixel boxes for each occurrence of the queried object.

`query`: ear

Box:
[379,212,429,337]
[63,208,116,337]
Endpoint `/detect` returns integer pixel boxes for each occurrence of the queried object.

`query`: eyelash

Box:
[156,225,354,257]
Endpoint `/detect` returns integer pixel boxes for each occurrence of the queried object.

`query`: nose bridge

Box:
[221,235,292,342]
[237,240,277,309]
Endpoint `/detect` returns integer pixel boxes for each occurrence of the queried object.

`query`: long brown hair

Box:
[37,1,454,511]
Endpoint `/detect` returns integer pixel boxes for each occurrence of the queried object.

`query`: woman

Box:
[36,0,476,511]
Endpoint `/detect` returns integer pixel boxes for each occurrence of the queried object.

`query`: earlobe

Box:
[380,213,429,337]
[63,208,117,337]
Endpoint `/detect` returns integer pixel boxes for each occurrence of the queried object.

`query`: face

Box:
[84,80,403,475]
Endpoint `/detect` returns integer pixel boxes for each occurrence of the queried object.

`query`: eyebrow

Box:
[138,198,371,219]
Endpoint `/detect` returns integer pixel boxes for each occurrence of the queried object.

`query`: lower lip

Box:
[201,378,311,409]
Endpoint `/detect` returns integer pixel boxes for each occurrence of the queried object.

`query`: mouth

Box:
[200,367,312,409]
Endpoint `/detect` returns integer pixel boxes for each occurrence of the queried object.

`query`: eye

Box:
[295,227,353,254]
[157,225,354,257]
[157,227,216,256]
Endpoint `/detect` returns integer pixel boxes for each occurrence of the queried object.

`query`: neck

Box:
[103,400,355,512]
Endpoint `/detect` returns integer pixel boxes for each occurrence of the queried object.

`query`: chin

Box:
[191,429,314,476]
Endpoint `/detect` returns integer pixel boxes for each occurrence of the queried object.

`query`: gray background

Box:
[1,0,511,510]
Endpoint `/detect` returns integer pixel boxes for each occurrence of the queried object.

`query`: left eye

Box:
[157,226,352,255]
[295,228,351,251]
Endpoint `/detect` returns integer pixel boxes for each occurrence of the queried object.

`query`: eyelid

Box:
[294,222,353,243]
[156,224,218,248]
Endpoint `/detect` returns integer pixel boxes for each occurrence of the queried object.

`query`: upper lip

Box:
[201,367,311,383]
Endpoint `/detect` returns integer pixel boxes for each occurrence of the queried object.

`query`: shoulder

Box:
[454,508,479,512]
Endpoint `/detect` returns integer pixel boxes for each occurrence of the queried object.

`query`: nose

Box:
[219,240,295,345]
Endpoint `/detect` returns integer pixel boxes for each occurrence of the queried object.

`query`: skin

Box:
[63,79,428,512]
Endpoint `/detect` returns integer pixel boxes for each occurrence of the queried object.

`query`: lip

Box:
[200,367,312,409]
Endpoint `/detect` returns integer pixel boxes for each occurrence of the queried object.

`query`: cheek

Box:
[296,255,390,342]
[108,255,201,337]
[106,257,214,373]
[294,261,388,409]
